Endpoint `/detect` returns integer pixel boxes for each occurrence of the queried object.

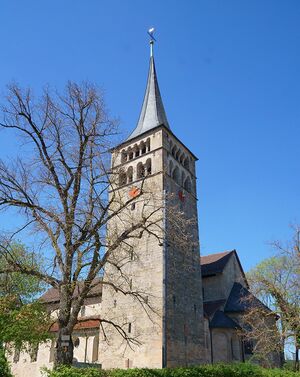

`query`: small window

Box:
[114,299,117,308]
[128,323,132,333]
[74,337,80,348]
[194,304,197,314]
[129,279,132,290]
[129,152,133,160]
[173,295,176,305]
[13,348,20,363]
[131,203,136,210]
[80,305,86,317]
[29,344,39,362]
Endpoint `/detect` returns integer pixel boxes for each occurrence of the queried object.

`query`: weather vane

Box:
[147,27,156,57]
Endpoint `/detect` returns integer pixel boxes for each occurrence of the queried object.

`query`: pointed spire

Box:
[126,33,170,141]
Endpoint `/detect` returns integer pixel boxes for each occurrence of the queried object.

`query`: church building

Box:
[8,37,279,377]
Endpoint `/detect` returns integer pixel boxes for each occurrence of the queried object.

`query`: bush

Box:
[0,349,12,377]
[43,363,300,377]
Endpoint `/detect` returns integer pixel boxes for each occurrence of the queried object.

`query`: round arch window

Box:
[74,337,80,348]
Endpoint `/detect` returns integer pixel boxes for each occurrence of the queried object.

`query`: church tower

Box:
[99,36,206,368]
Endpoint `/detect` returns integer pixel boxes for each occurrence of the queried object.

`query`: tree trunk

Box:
[55,327,74,366]
[54,284,74,366]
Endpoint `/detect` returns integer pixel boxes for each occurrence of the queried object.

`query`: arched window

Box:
[137,162,145,179]
[146,138,151,152]
[176,149,181,161]
[145,159,152,175]
[92,335,99,362]
[121,150,127,164]
[169,140,173,151]
[184,157,189,170]
[119,170,127,186]
[184,176,192,192]
[180,153,185,164]
[128,147,133,160]
[140,141,146,155]
[127,166,133,183]
[169,160,173,176]
[172,167,180,184]
[134,144,140,158]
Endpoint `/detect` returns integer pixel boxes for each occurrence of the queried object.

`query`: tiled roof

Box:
[40,278,102,304]
[200,251,234,277]
[203,299,226,317]
[50,316,101,332]
[210,310,241,329]
[224,282,271,313]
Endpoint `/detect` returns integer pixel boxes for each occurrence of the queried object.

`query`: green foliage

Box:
[0,242,51,348]
[0,242,45,303]
[42,363,300,377]
[42,365,107,377]
[0,295,51,348]
[0,348,12,377]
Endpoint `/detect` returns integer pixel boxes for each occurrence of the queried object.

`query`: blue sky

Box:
[0,1,300,272]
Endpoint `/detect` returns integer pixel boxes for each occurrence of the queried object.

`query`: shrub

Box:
[42,363,300,377]
[0,349,12,377]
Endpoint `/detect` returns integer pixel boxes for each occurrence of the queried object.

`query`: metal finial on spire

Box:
[147,27,156,57]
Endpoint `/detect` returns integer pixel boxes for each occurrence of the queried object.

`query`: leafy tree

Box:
[0,242,51,350]
[244,226,300,370]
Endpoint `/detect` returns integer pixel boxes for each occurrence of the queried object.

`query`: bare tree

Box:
[0,82,166,365]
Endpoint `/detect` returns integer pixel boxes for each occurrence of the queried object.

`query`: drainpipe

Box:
[162,189,167,368]
[210,327,213,364]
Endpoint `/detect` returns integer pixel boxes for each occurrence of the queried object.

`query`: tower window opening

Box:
[137,162,145,179]
[128,323,132,333]
[173,295,176,305]
[146,138,151,152]
[128,151,134,160]
[121,151,127,163]
[140,141,146,155]
[129,278,132,290]
[134,145,140,158]
[145,158,152,175]
[131,203,136,211]
[194,304,197,314]
[127,166,133,183]
[119,171,127,186]
[114,299,117,308]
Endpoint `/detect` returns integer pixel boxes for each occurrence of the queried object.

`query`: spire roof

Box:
[126,45,170,141]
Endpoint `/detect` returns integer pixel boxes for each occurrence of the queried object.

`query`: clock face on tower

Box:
[129,187,140,198]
